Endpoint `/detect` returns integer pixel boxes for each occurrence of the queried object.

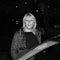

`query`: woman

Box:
[11,13,44,60]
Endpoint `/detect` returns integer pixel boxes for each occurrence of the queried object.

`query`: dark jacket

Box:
[11,27,43,60]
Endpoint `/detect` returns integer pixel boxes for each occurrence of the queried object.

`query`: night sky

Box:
[0,0,60,60]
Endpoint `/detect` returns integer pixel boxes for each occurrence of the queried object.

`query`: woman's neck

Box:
[23,28,36,35]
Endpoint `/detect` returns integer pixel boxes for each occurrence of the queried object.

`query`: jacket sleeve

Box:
[11,32,19,60]
[11,31,27,60]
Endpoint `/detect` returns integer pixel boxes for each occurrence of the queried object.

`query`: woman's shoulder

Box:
[14,27,24,35]
[36,27,45,34]
[35,27,45,35]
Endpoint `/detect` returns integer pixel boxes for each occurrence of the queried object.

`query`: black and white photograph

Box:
[0,0,60,60]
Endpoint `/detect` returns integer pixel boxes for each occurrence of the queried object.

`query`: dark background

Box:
[0,0,60,60]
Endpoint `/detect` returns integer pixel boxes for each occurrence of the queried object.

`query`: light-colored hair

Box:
[23,13,37,30]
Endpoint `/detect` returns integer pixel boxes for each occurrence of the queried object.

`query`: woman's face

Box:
[25,18,34,29]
